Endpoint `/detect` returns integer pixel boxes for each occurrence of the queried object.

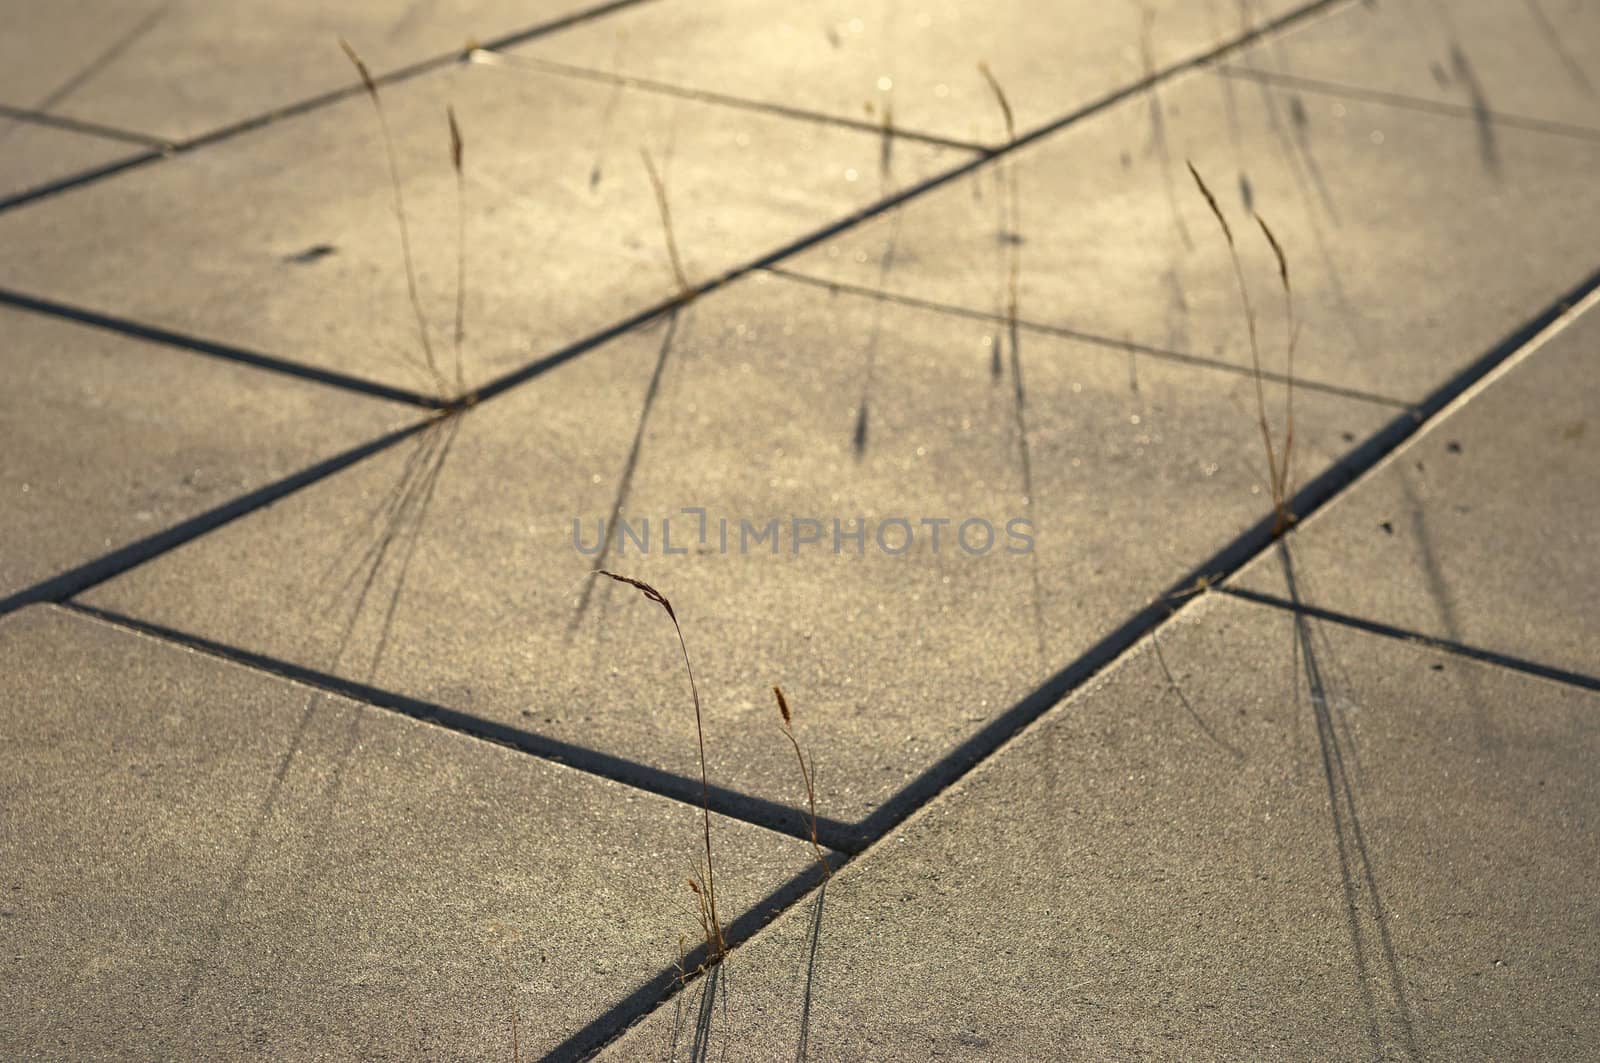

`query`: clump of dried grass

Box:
[1186,161,1298,534]
[340,39,447,397]
[773,686,831,878]
[595,570,726,965]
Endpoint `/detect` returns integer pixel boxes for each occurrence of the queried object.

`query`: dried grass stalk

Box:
[596,570,726,962]
[773,686,831,878]
[1187,161,1296,534]
[340,38,446,396]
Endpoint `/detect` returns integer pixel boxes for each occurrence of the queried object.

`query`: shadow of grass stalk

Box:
[1186,161,1298,534]
[447,104,467,397]
[595,570,726,964]
[772,686,831,878]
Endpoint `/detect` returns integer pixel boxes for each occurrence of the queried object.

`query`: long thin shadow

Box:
[1278,540,1420,1058]
[835,259,1600,851]
[1219,66,1600,144]
[1237,0,1341,222]
[466,0,1350,411]
[546,860,833,1062]
[1520,0,1594,95]
[1448,42,1500,177]
[1206,0,1253,207]
[166,412,464,1007]
[1399,474,1501,748]
[0,0,664,214]
[570,306,682,628]
[1150,630,1244,760]
[1231,24,1369,371]
[1,419,431,617]
[5,0,1349,436]
[852,109,904,458]
[688,961,727,1062]
[470,50,982,154]
[1141,8,1195,251]
[765,266,1410,410]
[58,602,859,850]
[794,882,828,1063]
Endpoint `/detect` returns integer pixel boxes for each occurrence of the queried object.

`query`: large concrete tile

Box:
[510,0,1303,146]
[0,58,971,397]
[0,307,414,603]
[0,119,145,202]
[0,0,620,144]
[81,271,1393,833]
[600,593,1600,1061]
[1232,292,1600,678]
[1230,0,1600,133]
[0,604,812,1060]
[780,59,1600,404]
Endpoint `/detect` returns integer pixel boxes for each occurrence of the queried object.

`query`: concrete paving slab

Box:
[599,593,1600,1061]
[0,0,626,144]
[0,119,145,203]
[509,0,1303,146]
[778,58,1600,404]
[80,271,1394,833]
[1232,291,1600,679]
[1229,0,1600,134]
[0,604,813,1061]
[0,306,414,604]
[0,57,972,397]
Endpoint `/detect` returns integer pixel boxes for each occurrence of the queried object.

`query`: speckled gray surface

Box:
[1232,290,1600,676]
[509,0,1303,146]
[0,604,813,1061]
[80,271,1392,830]
[1227,0,1600,133]
[0,0,616,144]
[0,119,144,201]
[4,0,1599,1056]
[0,55,971,397]
[600,593,1600,1061]
[0,306,413,600]
[779,51,1600,404]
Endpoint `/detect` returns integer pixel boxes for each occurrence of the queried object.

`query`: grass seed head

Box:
[448,105,463,173]
[339,38,377,99]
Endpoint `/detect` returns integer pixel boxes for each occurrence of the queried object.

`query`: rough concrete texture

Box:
[1232,289,1600,676]
[0,0,623,144]
[513,0,1303,146]
[4,0,1598,1057]
[779,52,1600,404]
[0,119,143,201]
[0,306,413,602]
[81,270,1393,831]
[601,593,1600,1061]
[0,605,814,1061]
[1229,0,1600,133]
[0,56,971,396]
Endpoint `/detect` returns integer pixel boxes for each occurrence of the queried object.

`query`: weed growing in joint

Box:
[340,39,476,404]
[594,570,727,966]
[773,686,831,879]
[1186,161,1299,534]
